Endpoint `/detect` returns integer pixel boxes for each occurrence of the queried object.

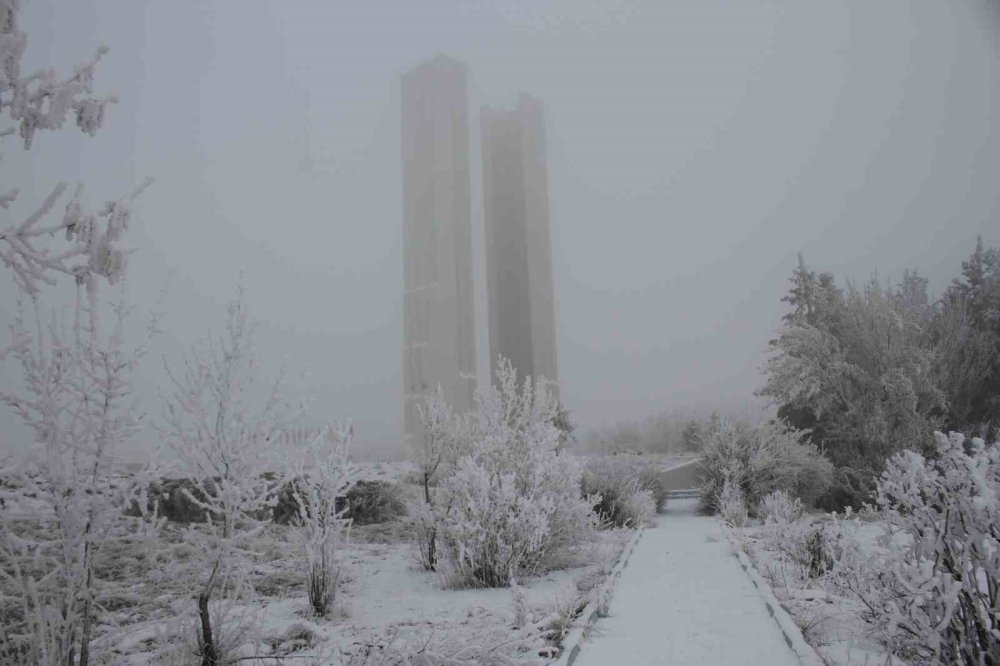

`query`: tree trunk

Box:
[198,560,221,666]
[423,474,436,570]
[198,589,217,666]
[78,596,92,666]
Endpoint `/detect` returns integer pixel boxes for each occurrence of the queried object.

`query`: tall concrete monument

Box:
[401,56,477,444]
[481,93,559,393]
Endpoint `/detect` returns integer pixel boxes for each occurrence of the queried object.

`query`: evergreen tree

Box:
[934,237,1000,434]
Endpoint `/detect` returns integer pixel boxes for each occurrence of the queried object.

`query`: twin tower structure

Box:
[401,55,559,443]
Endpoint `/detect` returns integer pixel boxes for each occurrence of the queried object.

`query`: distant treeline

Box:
[580,406,757,454]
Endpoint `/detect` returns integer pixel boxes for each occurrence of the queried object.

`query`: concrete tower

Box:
[401,56,477,444]
[481,93,559,393]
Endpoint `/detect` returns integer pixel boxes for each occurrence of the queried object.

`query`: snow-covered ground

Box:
[41,476,632,664]
[94,524,630,664]
[1,453,690,664]
[574,498,801,666]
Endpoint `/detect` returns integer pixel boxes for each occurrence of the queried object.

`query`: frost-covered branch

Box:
[0,0,117,152]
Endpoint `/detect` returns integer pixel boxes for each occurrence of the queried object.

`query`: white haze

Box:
[2,0,999,460]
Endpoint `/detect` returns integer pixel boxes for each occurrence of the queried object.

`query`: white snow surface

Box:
[574,499,801,666]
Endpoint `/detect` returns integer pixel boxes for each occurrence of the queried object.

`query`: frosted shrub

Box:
[759,489,804,524]
[636,464,670,513]
[435,452,567,588]
[510,577,529,628]
[616,488,656,529]
[409,386,471,571]
[718,473,748,528]
[285,422,357,617]
[699,419,833,516]
[431,357,597,588]
[832,432,1000,664]
[581,457,656,528]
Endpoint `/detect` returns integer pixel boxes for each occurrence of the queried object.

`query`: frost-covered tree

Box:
[779,253,841,330]
[0,4,154,664]
[934,237,1000,435]
[159,284,298,666]
[761,268,945,508]
[0,286,159,665]
[286,421,358,617]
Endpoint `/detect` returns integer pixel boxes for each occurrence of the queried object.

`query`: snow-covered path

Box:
[574,499,802,666]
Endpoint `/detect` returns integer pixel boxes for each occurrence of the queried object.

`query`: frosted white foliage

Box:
[410,386,472,571]
[0,236,160,666]
[159,283,300,663]
[430,357,597,588]
[831,432,1000,664]
[718,472,748,528]
[615,486,656,529]
[0,0,116,150]
[411,385,471,484]
[285,421,358,616]
[0,6,155,664]
[0,1,147,300]
[698,418,833,515]
[160,285,294,539]
[581,457,656,528]
[759,489,804,525]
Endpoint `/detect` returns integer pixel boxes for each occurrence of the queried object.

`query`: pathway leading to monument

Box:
[573,498,802,666]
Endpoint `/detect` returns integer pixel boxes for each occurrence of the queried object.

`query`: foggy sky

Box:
[3,0,999,458]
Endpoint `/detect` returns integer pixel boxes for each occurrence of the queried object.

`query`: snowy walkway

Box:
[574,499,802,666]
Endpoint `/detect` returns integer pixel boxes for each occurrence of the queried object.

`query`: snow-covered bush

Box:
[409,386,472,571]
[759,489,804,524]
[699,419,833,516]
[831,432,1000,664]
[285,422,357,617]
[431,357,598,588]
[159,284,298,664]
[581,457,656,528]
[758,514,847,589]
[718,472,748,528]
[636,464,670,513]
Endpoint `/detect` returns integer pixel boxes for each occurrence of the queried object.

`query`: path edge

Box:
[551,527,644,666]
[723,527,827,666]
